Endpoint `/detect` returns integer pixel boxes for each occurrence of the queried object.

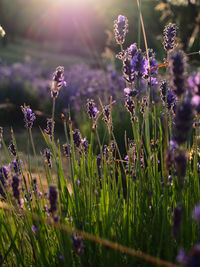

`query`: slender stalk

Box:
[51,97,56,141]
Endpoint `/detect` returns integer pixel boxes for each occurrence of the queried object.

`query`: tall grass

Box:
[0,5,199,267]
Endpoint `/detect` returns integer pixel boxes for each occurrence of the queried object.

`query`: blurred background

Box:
[0,0,199,151]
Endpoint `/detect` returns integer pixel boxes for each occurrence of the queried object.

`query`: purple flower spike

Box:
[72,234,84,255]
[163,23,178,52]
[131,49,148,78]
[73,129,82,148]
[169,50,187,97]
[125,96,135,122]
[186,244,200,267]
[12,176,20,204]
[51,66,66,98]
[122,56,135,84]
[9,140,17,157]
[21,105,36,129]
[176,249,188,265]
[44,148,52,168]
[114,15,128,45]
[49,185,58,213]
[63,143,71,157]
[173,97,194,145]
[86,99,99,121]
[44,118,55,141]
[124,88,137,97]
[10,159,23,176]
[172,204,183,238]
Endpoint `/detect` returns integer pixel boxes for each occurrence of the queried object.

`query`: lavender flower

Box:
[127,43,137,58]
[73,129,82,148]
[169,50,187,97]
[103,145,109,162]
[51,66,66,98]
[174,149,187,183]
[172,204,183,238]
[21,105,36,129]
[86,99,99,121]
[131,49,148,78]
[140,97,148,114]
[160,80,168,103]
[49,185,58,213]
[12,176,20,204]
[44,118,55,141]
[192,203,200,223]
[160,80,175,110]
[173,97,194,144]
[176,249,188,265]
[8,140,17,157]
[1,166,9,180]
[163,23,178,52]
[114,15,128,45]
[125,96,135,122]
[63,143,71,157]
[124,88,137,97]
[122,55,135,84]
[31,178,37,193]
[72,234,84,255]
[44,148,52,168]
[168,175,173,185]
[185,244,200,267]
[10,159,23,176]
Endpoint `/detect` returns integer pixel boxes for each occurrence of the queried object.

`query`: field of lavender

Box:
[1,3,200,267]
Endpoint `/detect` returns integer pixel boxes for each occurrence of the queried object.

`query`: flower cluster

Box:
[114,15,128,45]
[177,244,200,267]
[63,143,71,157]
[173,97,194,145]
[51,66,66,98]
[21,104,36,129]
[44,118,55,141]
[49,185,58,213]
[86,99,99,121]
[72,234,84,255]
[163,23,178,52]
[43,148,52,168]
[12,176,20,204]
[172,204,183,238]
[9,140,17,157]
[168,50,187,97]
[73,129,82,148]
[125,96,135,122]
[160,80,176,110]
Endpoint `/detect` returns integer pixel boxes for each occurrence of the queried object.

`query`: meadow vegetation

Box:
[0,2,200,267]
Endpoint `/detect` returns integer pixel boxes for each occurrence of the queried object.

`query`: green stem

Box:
[52,98,56,141]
